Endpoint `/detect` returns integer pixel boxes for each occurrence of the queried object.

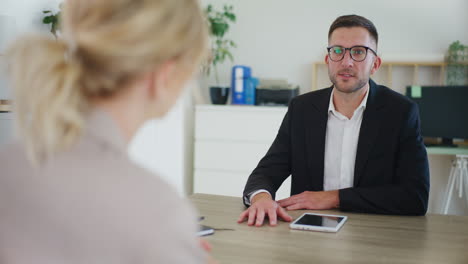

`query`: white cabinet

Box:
[193,105,291,199]
[0,112,13,146]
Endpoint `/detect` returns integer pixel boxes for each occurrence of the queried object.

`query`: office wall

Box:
[0,0,60,36]
[200,0,468,95]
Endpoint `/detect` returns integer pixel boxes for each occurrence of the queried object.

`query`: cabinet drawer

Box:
[194,140,272,172]
[195,105,286,142]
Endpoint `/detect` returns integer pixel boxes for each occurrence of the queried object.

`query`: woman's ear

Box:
[142,60,177,101]
[141,60,179,118]
[151,60,176,99]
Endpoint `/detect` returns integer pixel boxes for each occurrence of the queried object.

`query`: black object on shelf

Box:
[210,87,230,105]
[256,87,299,106]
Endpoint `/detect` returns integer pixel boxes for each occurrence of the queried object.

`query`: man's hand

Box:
[237,193,292,227]
[277,190,340,210]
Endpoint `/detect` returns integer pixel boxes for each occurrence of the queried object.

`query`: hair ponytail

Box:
[7,35,87,163]
[6,0,208,164]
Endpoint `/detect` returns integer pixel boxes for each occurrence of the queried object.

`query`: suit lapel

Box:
[305,88,331,191]
[353,80,385,186]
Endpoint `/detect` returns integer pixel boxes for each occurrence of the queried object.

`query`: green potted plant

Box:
[203,4,236,104]
[446,40,468,85]
[42,4,62,38]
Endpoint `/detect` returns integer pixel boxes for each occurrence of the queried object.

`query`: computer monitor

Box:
[405,85,468,147]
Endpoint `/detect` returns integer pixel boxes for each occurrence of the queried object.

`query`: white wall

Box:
[0,0,61,35]
[200,0,468,95]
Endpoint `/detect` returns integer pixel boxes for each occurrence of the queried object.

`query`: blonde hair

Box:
[7,0,208,163]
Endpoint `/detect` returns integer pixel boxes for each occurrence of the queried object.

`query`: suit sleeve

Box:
[242,102,294,205]
[339,102,430,215]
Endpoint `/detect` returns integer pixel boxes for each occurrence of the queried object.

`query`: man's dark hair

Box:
[328,15,378,45]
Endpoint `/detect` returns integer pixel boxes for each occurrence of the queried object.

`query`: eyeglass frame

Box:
[326,45,378,62]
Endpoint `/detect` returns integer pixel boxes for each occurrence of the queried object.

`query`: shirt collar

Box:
[328,86,369,116]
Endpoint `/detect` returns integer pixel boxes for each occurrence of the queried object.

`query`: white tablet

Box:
[289,213,347,233]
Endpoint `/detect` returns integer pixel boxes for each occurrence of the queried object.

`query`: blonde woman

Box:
[0,0,215,263]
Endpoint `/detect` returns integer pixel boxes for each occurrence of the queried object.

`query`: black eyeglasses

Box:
[327,45,377,62]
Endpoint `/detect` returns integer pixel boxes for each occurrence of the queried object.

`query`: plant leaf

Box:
[43,16,52,24]
[203,4,237,76]
[227,52,234,61]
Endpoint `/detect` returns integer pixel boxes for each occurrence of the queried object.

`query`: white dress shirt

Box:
[323,88,368,191]
[247,87,368,204]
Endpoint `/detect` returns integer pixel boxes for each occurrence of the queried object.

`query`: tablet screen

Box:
[295,214,345,228]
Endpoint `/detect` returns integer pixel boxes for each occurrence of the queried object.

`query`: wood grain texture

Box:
[191,193,468,264]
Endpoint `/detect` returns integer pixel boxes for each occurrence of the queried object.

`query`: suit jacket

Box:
[243,79,430,215]
[0,110,204,264]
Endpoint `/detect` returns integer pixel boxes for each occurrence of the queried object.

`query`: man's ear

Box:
[370,56,382,75]
[325,54,330,65]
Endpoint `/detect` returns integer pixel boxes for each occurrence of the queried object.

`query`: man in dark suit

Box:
[238,15,430,227]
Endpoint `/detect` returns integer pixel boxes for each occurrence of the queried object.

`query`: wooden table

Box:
[191,193,468,264]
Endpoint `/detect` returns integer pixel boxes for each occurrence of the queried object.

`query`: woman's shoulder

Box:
[0,141,30,173]
[0,142,204,263]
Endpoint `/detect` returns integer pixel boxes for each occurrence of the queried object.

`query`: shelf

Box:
[447,62,468,66]
[312,61,447,93]
[312,61,446,67]
[0,100,11,112]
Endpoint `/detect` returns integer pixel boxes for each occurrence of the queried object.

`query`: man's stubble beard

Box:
[329,69,369,94]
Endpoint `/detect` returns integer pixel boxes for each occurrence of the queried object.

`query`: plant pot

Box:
[209,86,230,105]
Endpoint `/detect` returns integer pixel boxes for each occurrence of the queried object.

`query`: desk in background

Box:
[191,193,468,264]
[427,147,468,214]
[427,146,468,156]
